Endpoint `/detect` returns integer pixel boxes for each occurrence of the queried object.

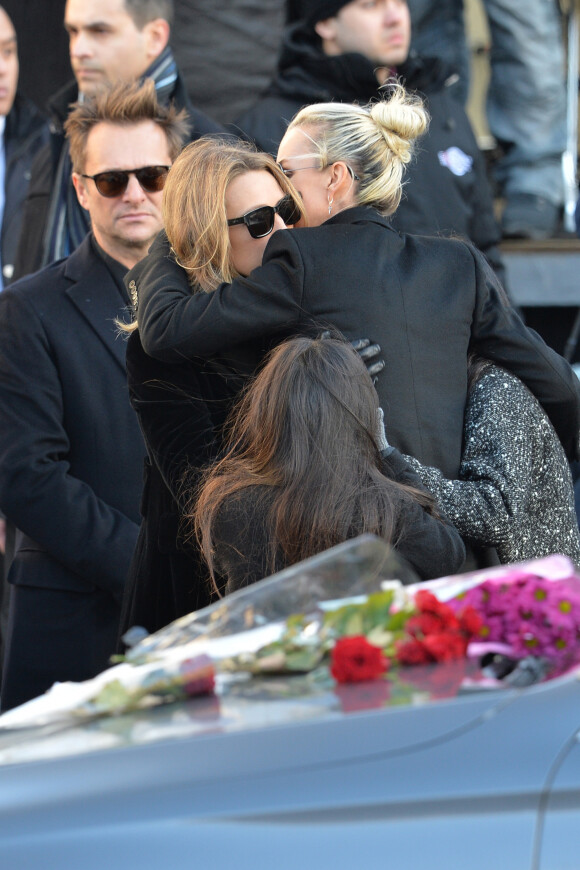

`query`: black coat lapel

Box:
[63,236,129,372]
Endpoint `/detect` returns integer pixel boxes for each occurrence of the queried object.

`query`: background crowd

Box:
[0,0,578,712]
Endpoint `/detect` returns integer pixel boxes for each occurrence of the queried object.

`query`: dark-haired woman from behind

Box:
[191,336,466,594]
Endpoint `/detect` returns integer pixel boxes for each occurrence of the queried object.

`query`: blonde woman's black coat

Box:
[134,208,580,480]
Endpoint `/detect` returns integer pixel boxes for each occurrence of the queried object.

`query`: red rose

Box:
[458,606,483,637]
[414,590,442,614]
[395,638,432,665]
[330,636,389,683]
[415,591,459,628]
[423,632,466,663]
[407,612,444,638]
[437,604,460,632]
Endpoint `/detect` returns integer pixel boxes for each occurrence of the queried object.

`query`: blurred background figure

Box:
[4,0,289,130]
[171,0,287,125]
[407,0,567,240]
[2,0,70,112]
[0,2,49,685]
[239,0,506,281]
[0,5,48,288]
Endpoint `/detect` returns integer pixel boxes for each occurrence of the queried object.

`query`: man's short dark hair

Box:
[125,0,174,29]
[65,79,189,172]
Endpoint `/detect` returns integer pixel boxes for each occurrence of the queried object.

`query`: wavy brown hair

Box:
[191,335,437,591]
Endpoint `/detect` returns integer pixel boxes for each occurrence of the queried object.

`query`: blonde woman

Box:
[132,85,580,484]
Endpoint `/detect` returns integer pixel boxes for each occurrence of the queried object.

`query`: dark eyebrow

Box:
[0,36,16,47]
[65,20,114,32]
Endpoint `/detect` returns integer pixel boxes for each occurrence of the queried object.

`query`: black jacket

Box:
[0,234,145,595]
[132,211,580,479]
[0,235,147,705]
[120,330,250,636]
[214,450,466,594]
[235,24,504,279]
[2,92,49,284]
[13,74,225,281]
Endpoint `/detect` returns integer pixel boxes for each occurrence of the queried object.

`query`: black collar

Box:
[89,234,129,303]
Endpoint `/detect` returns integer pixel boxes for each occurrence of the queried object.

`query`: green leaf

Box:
[91,679,133,713]
[366,626,394,649]
[284,647,325,672]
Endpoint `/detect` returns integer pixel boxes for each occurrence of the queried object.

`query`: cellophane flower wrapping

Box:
[0,535,414,727]
[2,538,580,730]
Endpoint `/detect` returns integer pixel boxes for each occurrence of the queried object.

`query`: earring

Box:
[328,195,334,216]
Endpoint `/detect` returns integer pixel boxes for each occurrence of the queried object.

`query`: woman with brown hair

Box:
[193,335,465,594]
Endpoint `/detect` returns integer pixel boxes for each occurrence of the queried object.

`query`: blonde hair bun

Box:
[286,84,429,217]
[370,85,429,165]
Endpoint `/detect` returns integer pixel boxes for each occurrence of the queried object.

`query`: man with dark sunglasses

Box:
[0,81,189,712]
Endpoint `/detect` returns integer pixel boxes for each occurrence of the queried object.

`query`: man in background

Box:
[0,5,48,286]
[237,0,505,282]
[407,0,566,240]
[12,0,223,280]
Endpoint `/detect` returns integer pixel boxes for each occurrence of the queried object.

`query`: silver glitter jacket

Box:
[404,364,580,566]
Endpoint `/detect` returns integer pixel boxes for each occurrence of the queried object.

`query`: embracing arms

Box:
[380,449,466,580]
[133,231,305,362]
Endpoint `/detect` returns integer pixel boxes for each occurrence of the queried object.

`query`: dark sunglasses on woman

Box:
[81,165,171,198]
[227,194,301,239]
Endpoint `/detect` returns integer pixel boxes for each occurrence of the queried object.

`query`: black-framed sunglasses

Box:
[227,194,301,239]
[80,165,170,198]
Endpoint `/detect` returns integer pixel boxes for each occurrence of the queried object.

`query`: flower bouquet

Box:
[0,535,409,727]
[328,567,580,689]
[1,537,580,731]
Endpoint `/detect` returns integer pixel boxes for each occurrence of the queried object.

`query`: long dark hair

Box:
[191,336,437,591]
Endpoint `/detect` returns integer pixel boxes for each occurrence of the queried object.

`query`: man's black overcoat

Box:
[0,234,146,708]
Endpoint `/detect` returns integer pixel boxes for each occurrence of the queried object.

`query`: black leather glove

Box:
[320,331,385,380]
[350,337,385,379]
